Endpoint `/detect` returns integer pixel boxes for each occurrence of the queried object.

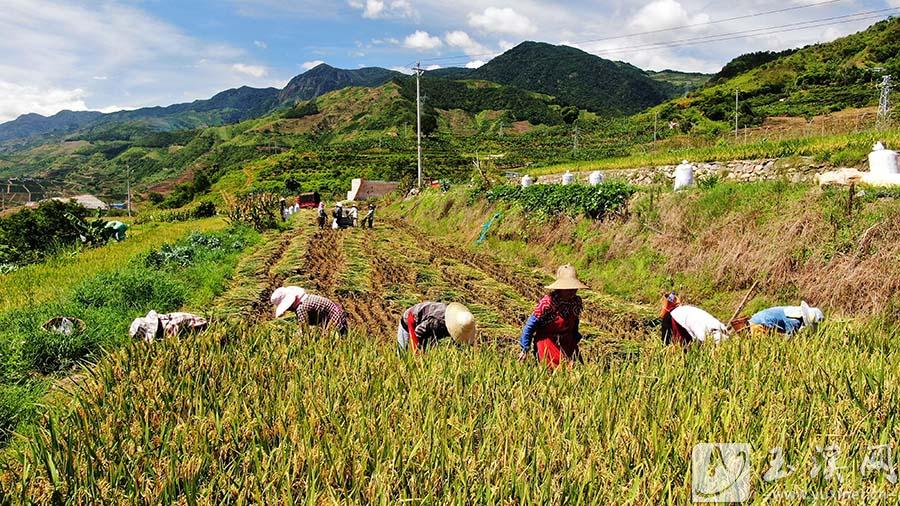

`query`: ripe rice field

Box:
[1,211,899,503]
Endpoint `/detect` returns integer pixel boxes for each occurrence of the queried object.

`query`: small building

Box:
[50,194,109,210]
[346,179,399,201]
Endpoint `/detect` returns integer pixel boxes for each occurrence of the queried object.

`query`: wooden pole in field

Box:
[729,280,759,325]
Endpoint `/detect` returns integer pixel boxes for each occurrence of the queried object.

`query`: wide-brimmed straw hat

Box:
[545,264,589,291]
[800,300,824,328]
[445,302,476,345]
[271,286,307,318]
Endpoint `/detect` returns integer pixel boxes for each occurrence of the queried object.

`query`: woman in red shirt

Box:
[518,264,588,367]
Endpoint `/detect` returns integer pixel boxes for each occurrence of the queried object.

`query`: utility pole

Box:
[126,163,131,217]
[734,89,739,141]
[413,62,424,188]
[877,75,892,130]
[572,123,578,155]
[653,111,658,142]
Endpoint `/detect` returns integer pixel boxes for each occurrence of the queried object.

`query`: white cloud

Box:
[468,7,536,36]
[253,40,268,49]
[349,0,414,19]
[92,76,108,81]
[425,64,442,70]
[444,30,491,57]
[628,0,709,32]
[0,0,283,121]
[97,104,136,114]
[465,60,486,69]
[403,30,443,51]
[0,81,88,122]
[389,66,415,75]
[232,63,268,78]
[371,37,400,45]
[300,60,326,70]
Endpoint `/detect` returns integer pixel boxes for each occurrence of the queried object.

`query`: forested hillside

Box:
[467,42,680,115]
[652,17,900,134]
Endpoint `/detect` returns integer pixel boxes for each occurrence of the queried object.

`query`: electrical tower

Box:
[877,75,892,130]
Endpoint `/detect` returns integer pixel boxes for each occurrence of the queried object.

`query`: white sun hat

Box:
[271,286,307,318]
[445,302,477,345]
[800,300,824,328]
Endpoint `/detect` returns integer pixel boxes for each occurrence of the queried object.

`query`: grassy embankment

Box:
[0,217,258,446]
[528,126,900,176]
[389,181,899,321]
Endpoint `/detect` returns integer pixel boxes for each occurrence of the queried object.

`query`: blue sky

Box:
[0,0,897,122]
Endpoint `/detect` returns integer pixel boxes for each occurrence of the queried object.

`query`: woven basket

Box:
[41,317,86,335]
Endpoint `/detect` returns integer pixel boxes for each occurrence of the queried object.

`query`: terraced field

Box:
[210,212,654,355]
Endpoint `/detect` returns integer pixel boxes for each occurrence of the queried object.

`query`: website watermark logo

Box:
[692,443,752,503]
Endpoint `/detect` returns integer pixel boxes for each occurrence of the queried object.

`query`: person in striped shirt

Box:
[271,286,348,336]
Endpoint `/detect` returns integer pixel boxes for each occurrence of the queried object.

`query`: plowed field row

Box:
[216,212,653,356]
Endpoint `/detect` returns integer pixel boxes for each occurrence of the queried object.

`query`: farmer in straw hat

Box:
[518,264,587,366]
[129,310,207,343]
[748,301,824,336]
[397,301,476,353]
[660,291,728,345]
[271,286,348,336]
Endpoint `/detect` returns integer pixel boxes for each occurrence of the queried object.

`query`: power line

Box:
[416,9,897,68]
[412,0,851,65]
[581,8,899,56]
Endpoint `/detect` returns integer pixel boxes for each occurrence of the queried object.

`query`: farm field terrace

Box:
[0,210,898,503]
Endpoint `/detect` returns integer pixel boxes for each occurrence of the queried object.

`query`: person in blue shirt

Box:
[748,301,824,335]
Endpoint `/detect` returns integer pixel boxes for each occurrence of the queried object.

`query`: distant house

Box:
[346,179,399,201]
[49,194,109,210]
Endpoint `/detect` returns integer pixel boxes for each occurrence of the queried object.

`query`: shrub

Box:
[482,182,635,219]
[73,269,186,312]
[224,192,281,231]
[0,200,88,266]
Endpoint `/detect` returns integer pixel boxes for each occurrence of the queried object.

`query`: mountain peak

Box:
[279,65,400,104]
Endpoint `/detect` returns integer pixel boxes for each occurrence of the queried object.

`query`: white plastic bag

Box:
[674,160,695,191]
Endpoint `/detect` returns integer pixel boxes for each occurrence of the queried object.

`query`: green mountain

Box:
[653,17,900,131]
[0,86,280,147]
[0,110,103,145]
[278,64,401,104]
[646,70,711,92]
[0,66,399,147]
[466,41,680,115]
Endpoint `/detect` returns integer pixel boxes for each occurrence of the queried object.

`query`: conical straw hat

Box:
[545,264,589,290]
[445,302,476,345]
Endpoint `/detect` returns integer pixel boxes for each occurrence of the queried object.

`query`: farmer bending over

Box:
[518,264,587,367]
[272,286,348,336]
[660,292,728,345]
[398,302,476,353]
[749,301,824,336]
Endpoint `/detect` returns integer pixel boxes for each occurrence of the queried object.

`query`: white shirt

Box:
[670,305,728,344]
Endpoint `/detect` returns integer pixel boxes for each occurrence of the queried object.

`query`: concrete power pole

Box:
[126,163,132,217]
[734,89,739,141]
[413,62,425,189]
[877,75,892,130]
